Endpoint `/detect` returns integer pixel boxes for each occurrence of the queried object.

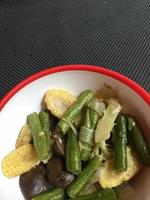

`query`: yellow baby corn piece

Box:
[44,89,76,118]
[99,146,141,188]
[15,124,32,148]
[2,144,38,178]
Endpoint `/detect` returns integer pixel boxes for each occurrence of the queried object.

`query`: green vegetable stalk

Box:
[66,129,81,175]
[39,111,52,157]
[68,188,117,200]
[114,114,127,171]
[32,188,64,200]
[66,156,101,198]
[58,90,95,134]
[127,116,150,165]
[27,112,51,163]
[79,108,93,161]
[79,99,106,161]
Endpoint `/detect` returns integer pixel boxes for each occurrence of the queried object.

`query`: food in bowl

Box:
[1,87,150,200]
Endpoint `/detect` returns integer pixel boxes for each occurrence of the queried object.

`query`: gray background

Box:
[0,0,150,98]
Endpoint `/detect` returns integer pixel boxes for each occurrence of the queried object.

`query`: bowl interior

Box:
[0,69,150,200]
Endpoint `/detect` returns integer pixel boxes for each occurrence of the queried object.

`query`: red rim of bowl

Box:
[0,64,150,111]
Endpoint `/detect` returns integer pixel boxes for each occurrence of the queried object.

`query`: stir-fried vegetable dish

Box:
[1,88,150,200]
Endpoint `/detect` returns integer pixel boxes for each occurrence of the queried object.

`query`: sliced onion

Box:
[95,99,122,143]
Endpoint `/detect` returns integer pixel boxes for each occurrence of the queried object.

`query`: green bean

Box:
[39,111,51,135]
[79,99,104,161]
[39,111,52,156]
[114,114,127,171]
[79,143,91,161]
[27,112,50,162]
[58,90,95,134]
[90,109,100,130]
[79,108,96,161]
[67,188,117,200]
[84,108,92,128]
[66,156,101,198]
[66,129,81,175]
[127,116,150,165]
[32,188,64,200]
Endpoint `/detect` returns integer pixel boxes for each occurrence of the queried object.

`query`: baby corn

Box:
[2,144,37,178]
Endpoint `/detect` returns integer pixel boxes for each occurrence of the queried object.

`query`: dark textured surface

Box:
[0,0,150,98]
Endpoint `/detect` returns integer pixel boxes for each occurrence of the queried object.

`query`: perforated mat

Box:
[0,0,150,98]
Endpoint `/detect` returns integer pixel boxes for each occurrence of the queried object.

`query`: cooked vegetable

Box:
[44,89,77,118]
[19,164,49,200]
[15,124,32,148]
[39,111,52,155]
[99,141,113,159]
[2,88,149,200]
[79,99,105,161]
[114,115,127,171]
[66,129,81,175]
[79,184,97,196]
[53,130,65,157]
[68,188,117,200]
[91,141,112,161]
[39,111,51,136]
[45,111,59,132]
[46,157,75,189]
[73,114,83,128]
[87,98,106,117]
[79,107,95,161]
[2,144,37,178]
[32,188,64,200]
[127,116,150,165]
[66,156,101,198]
[99,146,141,188]
[79,143,91,161]
[58,90,95,134]
[27,112,51,163]
[79,169,101,196]
[95,99,122,143]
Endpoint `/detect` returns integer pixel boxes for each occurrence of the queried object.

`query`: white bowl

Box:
[0,65,150,200]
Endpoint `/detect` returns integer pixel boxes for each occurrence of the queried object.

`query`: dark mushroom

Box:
[19,164,50,200]
[46,156,75,189]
